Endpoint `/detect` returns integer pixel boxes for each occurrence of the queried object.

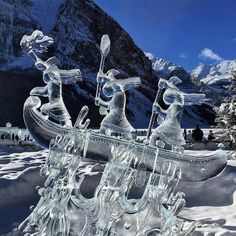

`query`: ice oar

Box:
[95,34,111,106]
[146,85,163,141]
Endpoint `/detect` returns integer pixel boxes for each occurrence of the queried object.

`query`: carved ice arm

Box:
[153,103,167,119]
[28,50,40,63]
[30,85,48,97]
[95,97,110,109]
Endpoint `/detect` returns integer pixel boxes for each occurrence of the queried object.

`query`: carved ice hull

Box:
[24,96,227,182]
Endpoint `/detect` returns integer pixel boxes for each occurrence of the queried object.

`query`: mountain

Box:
[0,0,158,128]
[0,0,213,128]
[191,60,236,104]
[146,55,215,126]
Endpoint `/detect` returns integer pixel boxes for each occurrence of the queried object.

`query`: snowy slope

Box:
[30,0,64,34]
[179,158,236,235]
[152,58,179,78]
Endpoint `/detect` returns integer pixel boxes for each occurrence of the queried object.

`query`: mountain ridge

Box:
[0,0,216,128]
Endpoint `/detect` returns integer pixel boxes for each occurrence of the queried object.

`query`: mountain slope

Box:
[0,0,213,128]
[0,0,158,128]
[191,60,236,94]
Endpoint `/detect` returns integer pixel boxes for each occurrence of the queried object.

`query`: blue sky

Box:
[95,0,236,71]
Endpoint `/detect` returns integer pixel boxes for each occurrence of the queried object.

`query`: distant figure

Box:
[183,129,187,140]
[186,130,193,143]
[192,125,203,141]
[208,130,216,141]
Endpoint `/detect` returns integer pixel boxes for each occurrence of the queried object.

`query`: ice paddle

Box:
[95,34,111,106]
[146,83,164,141]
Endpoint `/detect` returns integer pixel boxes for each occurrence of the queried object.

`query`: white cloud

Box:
[180,52,188,59]
[145,52,155,60]
[199,48,223,62]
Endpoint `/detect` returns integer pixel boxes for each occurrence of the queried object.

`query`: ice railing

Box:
[19,133,199,236]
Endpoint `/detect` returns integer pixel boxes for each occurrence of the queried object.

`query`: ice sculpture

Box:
[19,133,200,236]
[149,77,205,151]
[95,35,141,139]
[20,30,82,127]
[96,74,141,139]
[20,33,228,236]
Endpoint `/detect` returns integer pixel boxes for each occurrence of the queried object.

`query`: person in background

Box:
[186,130,193,143]
[192,125,203,141]
[208,130,216,141]
[183,129,187,140]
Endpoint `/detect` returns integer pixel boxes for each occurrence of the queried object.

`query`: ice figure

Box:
[95,34,141,139]
[96,72,141,138]
[149,77,205,151]
[20,30,82,127]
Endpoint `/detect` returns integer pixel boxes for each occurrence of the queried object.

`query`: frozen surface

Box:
[0,145,47,234]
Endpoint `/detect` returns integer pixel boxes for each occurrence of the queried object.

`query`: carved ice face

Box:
[103,84,113,97]
[103,82,122,97]
[163,89,184,105]
[43,73,50,83]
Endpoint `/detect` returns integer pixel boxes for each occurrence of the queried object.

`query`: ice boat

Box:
[22,31,227,183]
[23,95,227,182]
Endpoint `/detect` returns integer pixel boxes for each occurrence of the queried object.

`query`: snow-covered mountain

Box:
[147,55,201,92]
[0,0,214,128]
[152,58,179,77]
[0,0,158,128]
[191,60,236,95]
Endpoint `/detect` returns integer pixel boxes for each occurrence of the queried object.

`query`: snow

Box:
[0,147,46,180]
[0,145,235,234]
[192,60,236,87]
[178,152,236,235]
[152,57,179,77]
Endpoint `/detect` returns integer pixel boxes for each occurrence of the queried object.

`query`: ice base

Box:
[19,133,198,236]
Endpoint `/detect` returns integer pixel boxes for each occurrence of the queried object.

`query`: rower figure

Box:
[31,57,82,127]
[20,30,82,127]
[149,76,205,152]
[96,70,141,139]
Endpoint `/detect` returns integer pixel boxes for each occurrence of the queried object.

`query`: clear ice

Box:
[19,133,199,235]
[149,77,205,150]
[18,32,221,236]
[20,30,82,127]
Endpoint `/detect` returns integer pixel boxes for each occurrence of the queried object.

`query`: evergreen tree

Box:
[214,71,236,142]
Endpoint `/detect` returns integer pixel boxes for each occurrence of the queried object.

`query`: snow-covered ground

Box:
[179,158,236,235]
[0,145,235,235]
[0,145,47,235]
